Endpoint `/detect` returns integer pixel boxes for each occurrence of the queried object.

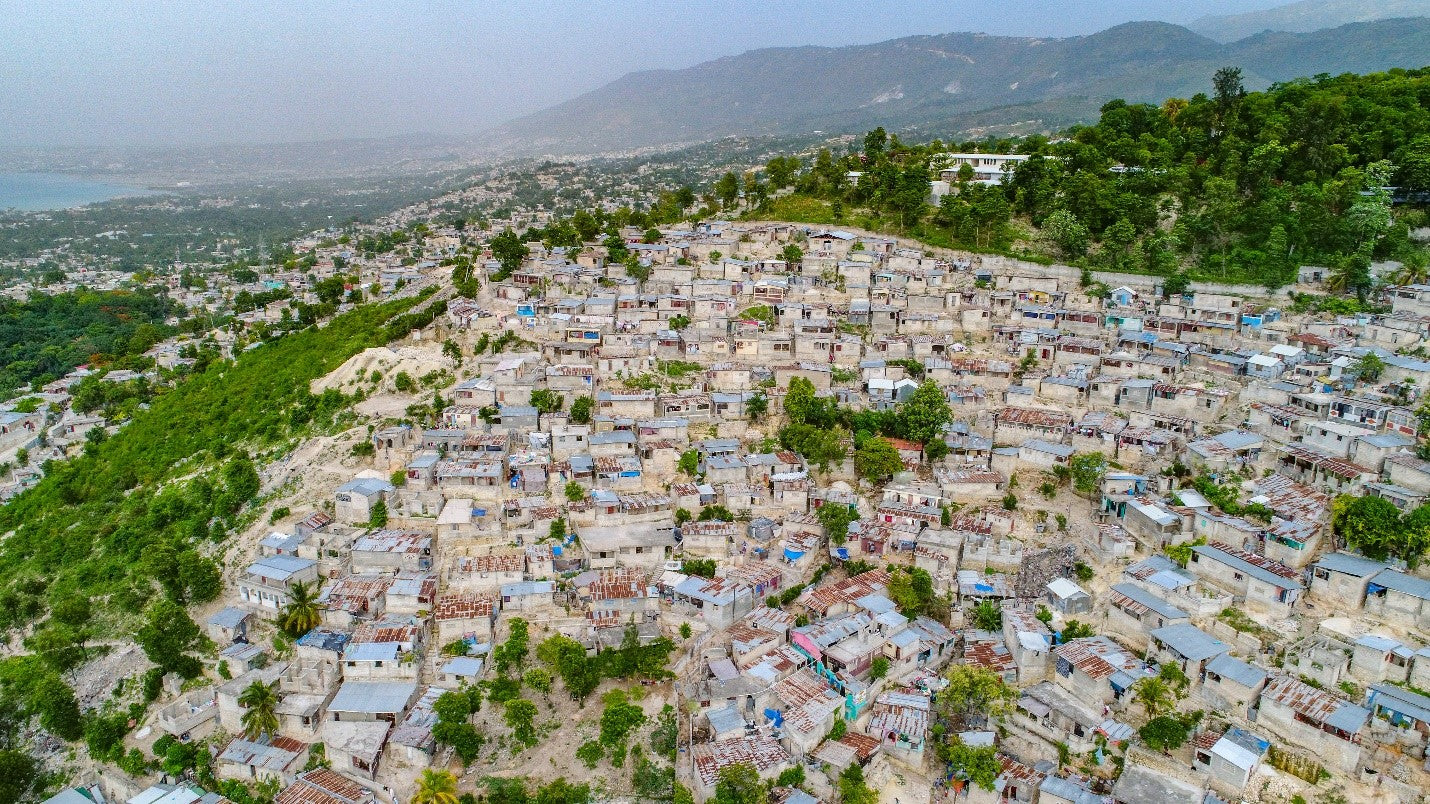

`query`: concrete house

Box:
[1364,569,1430,629]
[1052,636,1151,707]
[1148,623,1229,680]
[1309,552,1391,609]
[1193,730,1267,797]
[335,477,394,524]
[350,531,433,574]
[216,735,308,786]
[1017,439,1074,470]
[578,524,676,569]
[1106,583,1190,649]
[1013,681,1105,755]
[1350,634,1414,685]
[1255,674,1369,774]
[1201,655,1268,716]
[1187,542,1303,615]
[207,606,253,644]
[238,555,320,611]
[1045,578,1091,615]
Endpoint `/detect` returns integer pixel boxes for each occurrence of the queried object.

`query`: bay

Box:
[0,171,154,212]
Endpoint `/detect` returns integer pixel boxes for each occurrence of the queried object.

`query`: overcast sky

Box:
[0,0,1287,148]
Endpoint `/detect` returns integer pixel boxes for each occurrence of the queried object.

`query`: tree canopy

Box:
[731,67,1430,289]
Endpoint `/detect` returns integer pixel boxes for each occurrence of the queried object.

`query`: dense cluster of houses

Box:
[33,214,1430,804]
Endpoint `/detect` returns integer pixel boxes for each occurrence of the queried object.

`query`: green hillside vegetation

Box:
[738,67,1430,290]
[0,289,178,397]
[0,292,438,652]
[0,291,442,795]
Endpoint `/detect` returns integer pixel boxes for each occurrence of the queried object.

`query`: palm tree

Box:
[970,599,1002,632]
[238,680,280,741]
[280,580,322,637]
[1324,260,1353,294]
[411,769,459,804]
[1132,676,1174,718]
[1391,251,1430,287]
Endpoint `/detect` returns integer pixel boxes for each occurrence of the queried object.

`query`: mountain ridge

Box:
[1189,0,1430,43]
[483,18,1430,156]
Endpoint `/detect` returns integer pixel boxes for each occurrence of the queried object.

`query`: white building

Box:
[937,153,1031,186]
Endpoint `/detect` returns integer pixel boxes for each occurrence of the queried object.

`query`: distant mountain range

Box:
[1189,0,1430,43]
[485,16,1430,156]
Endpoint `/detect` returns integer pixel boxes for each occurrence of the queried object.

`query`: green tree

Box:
[575,740,603,768]
[766,157,800,189]
[1139,715,1192,753]
[780,244,803,264]
[537,778,591,804]
[368,499,388,529]
[677,450,699,476]
[136,598,203,677]
[32,675,83,740]
[745,392,768,422]
[898,380,951,449]
[27,621,89,675]
[178,550,222,603]
[565,480,585,503]
[0,749,40,803]
[938,664,1016,729]
[504,698,539,747]
[887,566,936,617]
[714,762,766,804]
[490,229,530,279]
[783,377,817,425]
[1069,452,1107,495]
[715,172,742,209]
[838,763,877,804]
[531,389,564,415]
[698,504,735,522]
[495,618,531,674]
[775,765,806,789]
[870,656,890,681]
[1060,620,1095,640]
[238,680,280,740]
[863,127,888,158]
[569,395,594,424]
[853,436,903,483]
[816,502,857,545]
[1334,494,1408,562]
[1354,352,1386,383]
[780,423,847,472]
[599,690,647,752]
[681,559,717,578]
[944,739,1001,792]
[442,338,463,364]
[1044,209,1091,259]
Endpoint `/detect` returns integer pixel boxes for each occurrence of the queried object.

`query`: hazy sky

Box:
[0,0,1286,148]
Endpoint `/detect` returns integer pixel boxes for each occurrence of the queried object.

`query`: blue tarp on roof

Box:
[784,548,805,561]
[764,708,783,727]
[835,548,850,560]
